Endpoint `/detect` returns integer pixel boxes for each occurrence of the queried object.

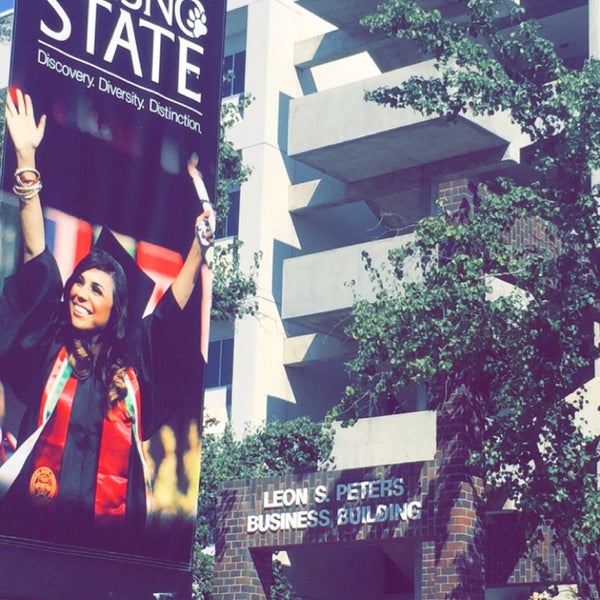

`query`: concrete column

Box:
[590,0,600,58]
[228,0,305,434]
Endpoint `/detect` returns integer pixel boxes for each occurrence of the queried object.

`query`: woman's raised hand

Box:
[6,91,47,262]
[5,89,46,165]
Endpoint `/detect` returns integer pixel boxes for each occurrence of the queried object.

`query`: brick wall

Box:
[438,177,558,255]
[486,514,570,586]
[437,178,474,215]
[214,460,427,593]
[212,385,567,600]
[419,385,486,598]
[213,385,489,599]
[214,463,432,599]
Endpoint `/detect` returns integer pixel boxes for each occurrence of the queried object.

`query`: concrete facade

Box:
[218,0,596,435]
[212,0,594,598]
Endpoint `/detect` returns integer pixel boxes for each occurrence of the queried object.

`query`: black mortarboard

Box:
[94,227,155,322]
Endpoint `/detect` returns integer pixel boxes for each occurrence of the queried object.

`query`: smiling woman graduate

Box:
[0,90,213,552]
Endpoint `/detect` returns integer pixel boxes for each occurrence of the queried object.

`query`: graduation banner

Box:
[3,0,225,253]
[0,0,225,590]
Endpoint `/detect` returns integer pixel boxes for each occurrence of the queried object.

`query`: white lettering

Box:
[122,0,143,10]
[247,514,259,534]
[336,478,406,502]
[149,98,202,131]
[408,501,421,520]
[41,0,72,41]
[86,0,112,55]
[393,478,405,497]
[248,480,420,535]
[139,18,175,83]
[38,49,96,89]
[98,76,145,110]
[263,487,308,509]
[41,1,206,107]
[104,9,143,77]
[146,0,174,25]
[318,508,331,527]
[336,502,422,526]
[173,0,189,34]
[178,38,203,102]
[314,485,328,504]
[247,509,333,534]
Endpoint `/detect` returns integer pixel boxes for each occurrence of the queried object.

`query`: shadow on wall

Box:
[268,362,349,423]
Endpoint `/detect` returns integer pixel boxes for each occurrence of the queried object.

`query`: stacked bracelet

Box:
[195,217,215,270]
[13,167,42,200]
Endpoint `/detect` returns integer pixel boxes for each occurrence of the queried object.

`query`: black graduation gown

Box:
[0,248,204,551]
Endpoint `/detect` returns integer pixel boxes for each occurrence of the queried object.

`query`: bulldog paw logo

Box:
[187,3,208,38]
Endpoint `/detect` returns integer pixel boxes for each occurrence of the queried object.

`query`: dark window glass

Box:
[206,338,234,388]
[217,190,240,239]
[222,51,246,97]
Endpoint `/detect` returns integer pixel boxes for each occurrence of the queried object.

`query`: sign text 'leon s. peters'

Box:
[248,477,422,534]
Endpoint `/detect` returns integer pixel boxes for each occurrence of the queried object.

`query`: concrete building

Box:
[211,1,597,599]
[212,0,593,434]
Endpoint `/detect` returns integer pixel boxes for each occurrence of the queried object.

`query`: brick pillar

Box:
[213,483,270,600]
[437,178,475,215]
[418,177,486,597]
[421,386,486,599]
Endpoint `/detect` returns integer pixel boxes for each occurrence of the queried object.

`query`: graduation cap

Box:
[94,227,155,322]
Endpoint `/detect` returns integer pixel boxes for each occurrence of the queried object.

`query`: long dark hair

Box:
[63,249,131,411]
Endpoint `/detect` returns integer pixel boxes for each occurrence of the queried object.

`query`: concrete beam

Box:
[289,142,520,214]
[295,30,368,70]
[289,176,351,213]
[282,233,416,332]
[288,62,521,183]
[283,333,354,366]
[295,30,421,72]
[296,0,459,36]
[294,0,587,72]
[332,411,437,470]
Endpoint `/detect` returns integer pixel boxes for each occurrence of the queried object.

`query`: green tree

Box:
[192,418,334,599]
[338,1,600,596]
[212,95,261,320]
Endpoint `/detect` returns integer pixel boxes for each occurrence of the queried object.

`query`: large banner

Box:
[0,0,225,589]
[3,0,225,253]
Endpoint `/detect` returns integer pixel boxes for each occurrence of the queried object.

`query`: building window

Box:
[206,338,234,388]
[222,51,246,98]
[217,190,240,239]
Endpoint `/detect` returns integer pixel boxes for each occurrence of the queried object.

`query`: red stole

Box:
[28,347,148,524]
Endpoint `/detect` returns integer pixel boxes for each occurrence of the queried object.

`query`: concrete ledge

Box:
[283,333,354,366]
[288,62,519,183]
[282,233,415,331]
[332,411,437,470]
